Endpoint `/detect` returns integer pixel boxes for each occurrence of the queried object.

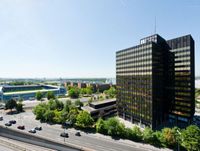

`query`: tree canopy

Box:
[68,87,80,98]
[181,125,200,151]
[76,111,94,128]
[5,99,17,111]
[36,91,43,101]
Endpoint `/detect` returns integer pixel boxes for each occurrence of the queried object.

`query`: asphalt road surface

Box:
[0,136,55,151]
[0,110,170,151]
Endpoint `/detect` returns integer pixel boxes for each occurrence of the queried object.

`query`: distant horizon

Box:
[0,77,116,79]
[0,76,200,80]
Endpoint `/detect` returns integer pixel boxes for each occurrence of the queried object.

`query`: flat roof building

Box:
[116,34,195,129]
[82,99,117,119]
[0,85,66,101]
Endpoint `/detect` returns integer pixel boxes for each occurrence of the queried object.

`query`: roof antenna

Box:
[154,16,157,34]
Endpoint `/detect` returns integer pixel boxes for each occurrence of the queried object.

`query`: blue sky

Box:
[0,0,199,78]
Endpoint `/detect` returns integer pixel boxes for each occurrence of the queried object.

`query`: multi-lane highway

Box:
[0,110,171,151]
[0,135,56,151]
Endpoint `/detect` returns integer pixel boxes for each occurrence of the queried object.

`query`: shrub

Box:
[143,127,154,144]
[96,118,107,134]
[76,111,94,128]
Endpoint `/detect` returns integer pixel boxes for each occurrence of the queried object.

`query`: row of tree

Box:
[5,99,24,113]
[67,86,94,98]
[103,87,116,98]
[67,86,117,99]
[35,91,55,101]
[33,99,89,126]
[33,99,200,151]
[96,118,200,151]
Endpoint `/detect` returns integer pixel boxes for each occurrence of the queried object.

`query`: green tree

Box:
[33,103,47,121]
[68,87,80,98]
[96,118,106,134]
[151,131,164,147]
[5,99,17,112]
[76,111,94,128]
[143,127,154,144]
[181,125,200,151]
[104,87,116,98]
[62,100,72,112]
[46,91,55,100]
[75,99,83,107]
[124,128,133,139]
[80,88,87,95]
[53,110,62,123]
[132,126,143,141]
[36,91,43,101]
[16,102,23,113]
[44,109,55,123]
[104,117,125,137]
[86,87,93,95]
[66,108,79,124]
[161,127,176,148]
[54,99,64,111]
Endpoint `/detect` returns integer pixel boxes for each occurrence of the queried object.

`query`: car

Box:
[75,132,81,136]
[9,120,16,124]
[0,116,3,121]
[5,123,12,126]
[35,126,42,131]
[17,125,25,130]
[29,129,36,133]
[60,132,68,138]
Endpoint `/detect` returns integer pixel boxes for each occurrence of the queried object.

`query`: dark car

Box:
[29,129,36,133]
[9,120,16,124]
[0,116,3,121]
[75,132,81,136]
[5,123,12,126]
[17,125,25,130]
[35,126,42,131]
[60,132,69,138]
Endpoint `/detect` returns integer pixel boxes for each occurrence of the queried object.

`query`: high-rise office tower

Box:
[116,34,194,129]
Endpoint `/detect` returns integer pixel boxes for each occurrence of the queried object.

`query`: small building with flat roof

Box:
[81,99,116,119]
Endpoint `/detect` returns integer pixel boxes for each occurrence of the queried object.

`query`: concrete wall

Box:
[0,126,87,151]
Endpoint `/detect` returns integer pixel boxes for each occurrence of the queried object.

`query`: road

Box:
[0,110,170,151]
[0,135,55,151]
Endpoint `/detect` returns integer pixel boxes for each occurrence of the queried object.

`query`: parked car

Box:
[0,116,3,121]
[17,125,25,130]
[5,123,12,126]
[35,126,42,131]
[9,120,16,124]
[29,129,36,133]
[60,132,69,138]
[75,132,81,136]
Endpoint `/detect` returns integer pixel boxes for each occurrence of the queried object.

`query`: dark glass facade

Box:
[166,35,195,127]
[116,34,195,129]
